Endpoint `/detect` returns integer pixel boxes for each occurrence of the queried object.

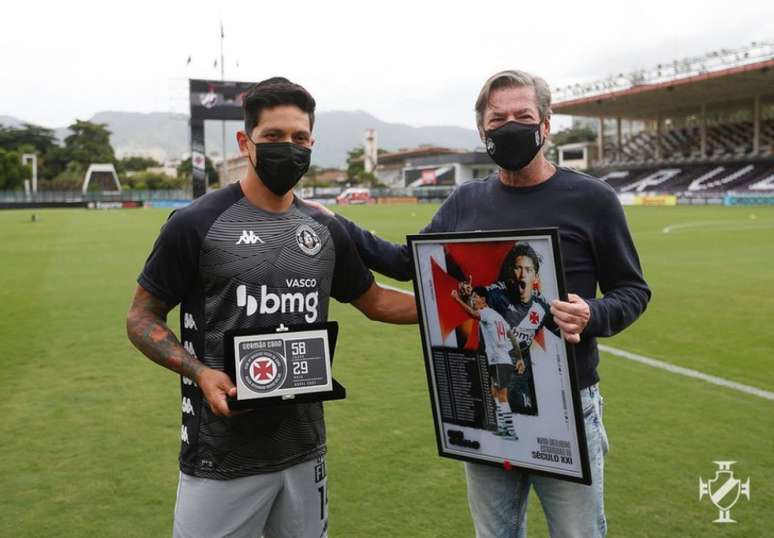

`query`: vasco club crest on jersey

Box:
[296,224,322,256]
[240,350,287,393]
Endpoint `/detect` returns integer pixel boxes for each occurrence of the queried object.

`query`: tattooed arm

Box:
[126,285,236,416]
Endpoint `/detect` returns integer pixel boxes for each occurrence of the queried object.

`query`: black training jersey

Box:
[138,182,374,480]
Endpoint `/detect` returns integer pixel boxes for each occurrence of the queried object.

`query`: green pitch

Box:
[1,204,772,537]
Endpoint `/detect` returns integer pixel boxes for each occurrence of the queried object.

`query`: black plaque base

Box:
[223,322,345,411]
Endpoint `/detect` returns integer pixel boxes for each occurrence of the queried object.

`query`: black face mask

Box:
[484,121,544,171]
[248,140,311,196]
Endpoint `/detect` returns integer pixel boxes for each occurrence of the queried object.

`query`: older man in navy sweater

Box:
[336,70,651,538]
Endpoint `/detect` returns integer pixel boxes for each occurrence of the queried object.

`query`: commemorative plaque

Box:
[224,322,345,410]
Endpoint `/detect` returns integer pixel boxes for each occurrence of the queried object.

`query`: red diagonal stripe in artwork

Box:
[431,257,470,339]
[444,242,515,286]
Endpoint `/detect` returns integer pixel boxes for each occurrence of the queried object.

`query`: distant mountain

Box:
[4,110,482,168]
[0,115,26,128]
[312,110,481,168]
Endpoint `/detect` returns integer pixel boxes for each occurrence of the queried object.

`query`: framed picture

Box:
[407,228,591,484]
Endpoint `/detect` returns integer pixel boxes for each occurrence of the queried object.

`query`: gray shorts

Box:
[173,456,328,538]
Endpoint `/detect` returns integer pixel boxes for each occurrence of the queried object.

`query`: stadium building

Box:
[553,41,774,205]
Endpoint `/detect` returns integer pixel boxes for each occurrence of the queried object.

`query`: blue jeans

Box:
[465,384,609,538]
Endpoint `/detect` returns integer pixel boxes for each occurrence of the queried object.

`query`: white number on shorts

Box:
[318,485,328,520]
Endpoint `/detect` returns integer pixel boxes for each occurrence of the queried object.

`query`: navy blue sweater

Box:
[337,168,651,389]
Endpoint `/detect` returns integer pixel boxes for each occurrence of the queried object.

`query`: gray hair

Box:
[474,70,552,129]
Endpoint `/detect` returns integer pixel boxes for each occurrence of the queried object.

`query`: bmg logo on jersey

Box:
[236,284,319,322]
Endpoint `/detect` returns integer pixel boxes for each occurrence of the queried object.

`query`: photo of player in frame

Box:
[408,228,591,484]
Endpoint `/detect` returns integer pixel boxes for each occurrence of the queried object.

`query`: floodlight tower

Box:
[364,129,378,174]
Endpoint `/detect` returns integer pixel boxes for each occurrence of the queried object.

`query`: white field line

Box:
[599,344,774,401]
[662,220,734,233]
[662,219,774,234]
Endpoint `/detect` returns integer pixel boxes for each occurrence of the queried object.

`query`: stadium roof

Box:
[553,43,774,119]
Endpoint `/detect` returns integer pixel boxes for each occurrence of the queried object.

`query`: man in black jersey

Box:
[126,77,416,538]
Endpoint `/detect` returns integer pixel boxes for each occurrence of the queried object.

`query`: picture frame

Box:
[407,228,591,484]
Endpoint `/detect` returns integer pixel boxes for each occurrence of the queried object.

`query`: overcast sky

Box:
[2,0,772,130]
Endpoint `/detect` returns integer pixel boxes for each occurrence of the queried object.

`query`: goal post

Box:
[82,163,121,194]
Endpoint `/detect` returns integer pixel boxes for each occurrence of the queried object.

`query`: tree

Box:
[345,146,388,185]
[551,127,597,146]
[63,120,116,167]
[0,148,29,190]
[346,147,365,181]
[0,123,64,180]
[0,123,58,154]
[126,171,184,190]
[119,156,161,173]
[177,156,220,186]
[46,161,85,190]
[547,127,596,162]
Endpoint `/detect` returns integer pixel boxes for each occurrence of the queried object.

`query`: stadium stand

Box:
[594,161,774,193]
[606,120,774,164]
[553,41,774,197]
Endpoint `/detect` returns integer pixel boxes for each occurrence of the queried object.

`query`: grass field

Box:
[1,204,773,537]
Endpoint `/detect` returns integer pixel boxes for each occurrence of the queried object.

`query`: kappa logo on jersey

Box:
[240,350,286,393]
[182,397,195,415]
[181,425,189,443]
[295,224,322,256]
[236,284,319,322]
[182,376,197,387]
[236,230,265,245]
[183,312,197,330]
[183,340,196,357]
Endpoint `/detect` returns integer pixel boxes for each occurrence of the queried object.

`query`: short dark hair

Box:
[500,243,541,283]
[472,286,489,301]
[243,77,316,133]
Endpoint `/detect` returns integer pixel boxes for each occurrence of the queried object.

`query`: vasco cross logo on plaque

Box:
[240,350,286,393]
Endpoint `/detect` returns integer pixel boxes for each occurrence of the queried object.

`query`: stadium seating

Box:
[590,161,774,193]
[600,119,774,166]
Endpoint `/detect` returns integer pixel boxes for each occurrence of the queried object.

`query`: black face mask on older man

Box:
[484,121,544,171]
